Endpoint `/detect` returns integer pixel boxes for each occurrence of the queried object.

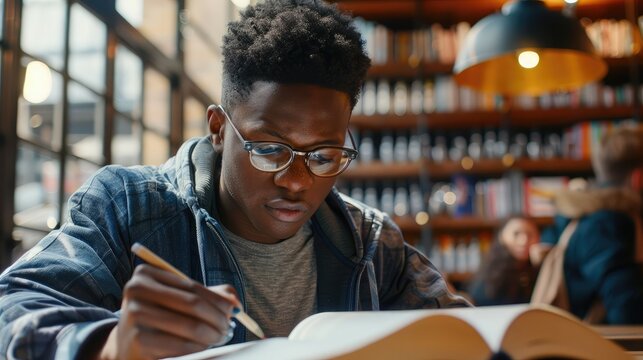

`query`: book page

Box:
[222,310,492,360]
[501,305,632,360]
[166,305,547,360]
[163,342,258,360]
[290,304,528,353]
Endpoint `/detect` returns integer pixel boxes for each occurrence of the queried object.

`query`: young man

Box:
[0,1,468,358]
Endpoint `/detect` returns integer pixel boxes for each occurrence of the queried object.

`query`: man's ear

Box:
[206,105,226,146]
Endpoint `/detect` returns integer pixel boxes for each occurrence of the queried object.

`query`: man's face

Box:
[211,82,352,244]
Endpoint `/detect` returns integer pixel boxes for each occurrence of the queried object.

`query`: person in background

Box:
[0,1,469,359]
[539,126,643,324]
[467,216,541,306]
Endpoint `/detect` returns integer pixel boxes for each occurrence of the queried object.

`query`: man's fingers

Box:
[135,327,206,359]
[124,298,230,346]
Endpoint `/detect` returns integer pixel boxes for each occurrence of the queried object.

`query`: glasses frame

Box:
[219,106,358,178]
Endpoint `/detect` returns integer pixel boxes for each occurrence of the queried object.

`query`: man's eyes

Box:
[254,143,287,155]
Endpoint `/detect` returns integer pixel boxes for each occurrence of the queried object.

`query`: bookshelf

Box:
[349,105,641,130]
[344,158,593,181]
[333,0,642,284]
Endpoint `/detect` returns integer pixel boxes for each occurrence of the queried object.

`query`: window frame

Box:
[0,0,223,269]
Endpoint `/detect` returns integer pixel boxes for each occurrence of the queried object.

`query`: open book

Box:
[168,304,631,360]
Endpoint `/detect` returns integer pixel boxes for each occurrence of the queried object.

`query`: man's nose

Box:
[273,156,314,193]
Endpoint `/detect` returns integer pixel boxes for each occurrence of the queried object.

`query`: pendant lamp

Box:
[453,0,607,95]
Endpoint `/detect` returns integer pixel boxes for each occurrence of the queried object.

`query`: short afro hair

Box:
[221,0,371,110]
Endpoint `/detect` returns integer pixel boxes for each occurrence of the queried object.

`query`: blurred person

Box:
[467,216,541,306]
[0,1,468,359]
[537,126,643,324]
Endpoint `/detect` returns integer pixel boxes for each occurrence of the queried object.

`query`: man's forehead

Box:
[232,82,351,117]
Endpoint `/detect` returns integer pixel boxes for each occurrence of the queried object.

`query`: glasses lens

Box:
[308,148,352,176]
[249,143,292,171]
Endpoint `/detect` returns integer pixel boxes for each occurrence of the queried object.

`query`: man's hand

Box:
[99,265,240,360]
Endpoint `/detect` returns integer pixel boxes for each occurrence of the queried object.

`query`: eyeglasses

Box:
[220,106,358,177]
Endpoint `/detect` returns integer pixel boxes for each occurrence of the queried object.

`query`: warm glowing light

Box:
[394,204,407,217]
[443,191,457,205]
[23,61,53,104]
[30,114,43,128]
[518,50,540,69]
[231,0,250,8]
[564,0,578,3]
[502,154,515,167]
[46,217,58,229]
[415,212,429,225]
[461,156,474,170]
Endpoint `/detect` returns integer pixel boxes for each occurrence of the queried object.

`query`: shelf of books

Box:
[335,0,642,286]
[344,159,593,180]
[393,215,554,234]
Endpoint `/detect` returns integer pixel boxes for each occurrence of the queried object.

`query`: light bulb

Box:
[23,61,53,104]
[518,50,540,69]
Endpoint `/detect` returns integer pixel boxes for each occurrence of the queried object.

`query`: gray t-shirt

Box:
[222,222,317,340]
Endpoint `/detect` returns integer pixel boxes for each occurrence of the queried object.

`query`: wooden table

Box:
[593,325,643,358]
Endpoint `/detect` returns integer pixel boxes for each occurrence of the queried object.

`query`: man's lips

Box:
[265,199,309,223]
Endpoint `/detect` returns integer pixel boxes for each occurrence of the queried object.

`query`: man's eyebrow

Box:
[257,123,343,148]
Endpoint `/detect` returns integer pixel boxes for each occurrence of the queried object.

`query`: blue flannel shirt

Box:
[0,137,469,359]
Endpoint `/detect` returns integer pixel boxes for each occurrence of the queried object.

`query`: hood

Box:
[554,187,641,219]
[555,187,643,263]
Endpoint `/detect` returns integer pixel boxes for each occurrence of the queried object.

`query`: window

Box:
[13,143,60,250]
[116,0,177,57]
[69,4,106,92]
[67,81,104,162]
[20,0,66,70]
[113,44,144,166]
[17,58,63,151]
[0,0,4,40]
[183,0,230,102]
[113,115,141,166]
[114,45,143,118]
[184,97,207,140]
[143,130,169,165]
[140,67,171,165]
[143,67,170,135]
[63,157,100,206]
[2,0,237,267]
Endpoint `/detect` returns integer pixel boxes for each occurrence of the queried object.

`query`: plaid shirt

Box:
[0,138,469,359]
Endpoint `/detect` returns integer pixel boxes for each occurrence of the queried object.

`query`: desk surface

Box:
[593,326,643,354]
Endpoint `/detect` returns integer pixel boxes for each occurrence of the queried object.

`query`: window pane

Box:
[69,4,106,92]
[116,0,177,57]
[0,0,4,40]
[14,142,60,232]
[21,0,66,70]
[114,45,143,118]
[143,68,170,134]
[64,157,100,203]
[12,227,48,261]
[143,130,169,166]
[184,29,222,102]
[113,116,141,166]
[17,60,64,150]
[183,97,207,140]
[67,81,104,162]
[186,0,229,35]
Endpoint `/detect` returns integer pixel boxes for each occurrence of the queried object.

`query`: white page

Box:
[290,304,528,351]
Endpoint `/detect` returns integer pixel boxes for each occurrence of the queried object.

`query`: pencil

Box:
[131,242,266,340]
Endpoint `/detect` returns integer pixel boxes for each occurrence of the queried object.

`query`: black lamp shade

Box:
[453,0,607,95]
